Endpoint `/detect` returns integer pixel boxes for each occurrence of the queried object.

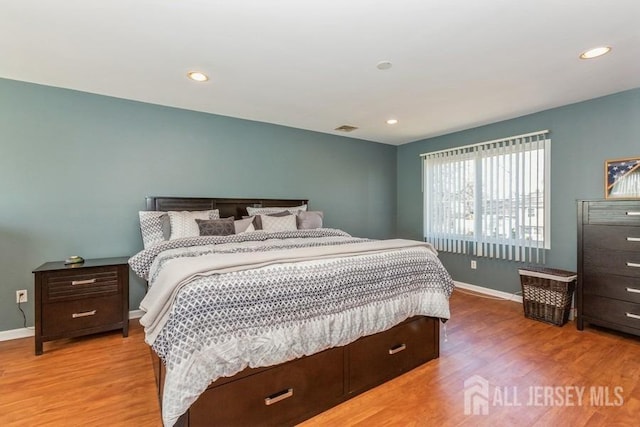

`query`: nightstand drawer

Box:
[42,295,123,336]
[33,257,130,355]
[44,267,120,302]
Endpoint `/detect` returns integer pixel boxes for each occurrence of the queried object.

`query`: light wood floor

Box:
[1,291,639,426]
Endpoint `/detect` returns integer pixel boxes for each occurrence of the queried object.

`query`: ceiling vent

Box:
[334,124,358,132]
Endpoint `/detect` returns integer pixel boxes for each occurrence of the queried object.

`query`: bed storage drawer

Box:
[188,346,344,427]
[158,316,441,427]
[348,316,437,393]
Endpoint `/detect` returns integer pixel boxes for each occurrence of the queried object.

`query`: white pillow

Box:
[246,204,307,216]
[138,211,166,249]
[260,214,297,232]
[168,210,220,239]
[234,217,256,233]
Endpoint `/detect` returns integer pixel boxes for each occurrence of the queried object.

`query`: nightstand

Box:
[32,257,130,355]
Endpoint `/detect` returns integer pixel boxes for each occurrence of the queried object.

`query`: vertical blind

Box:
[421,130,550,264]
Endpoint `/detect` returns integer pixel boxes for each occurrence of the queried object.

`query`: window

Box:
[421,130,550,263]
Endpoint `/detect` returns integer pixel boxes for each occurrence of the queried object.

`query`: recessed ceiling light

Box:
[386,118,398,125]
[187,71,209,82]
[579,46,611,60]
[377,61,393,70]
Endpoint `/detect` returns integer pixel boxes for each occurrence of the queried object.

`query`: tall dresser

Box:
[577,200,640,336]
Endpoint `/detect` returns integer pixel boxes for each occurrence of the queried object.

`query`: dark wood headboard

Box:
[145,196,309,219]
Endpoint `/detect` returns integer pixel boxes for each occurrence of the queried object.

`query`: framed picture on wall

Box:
[605,156,640,199]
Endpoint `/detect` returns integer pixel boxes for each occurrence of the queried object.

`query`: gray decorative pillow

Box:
[297,211,324,229]
[261,214,297,232]
[138,211,166,249]
[196,218,236,236]
[246,204,308,216]
[161,214,172,240]
[168,209,220,240]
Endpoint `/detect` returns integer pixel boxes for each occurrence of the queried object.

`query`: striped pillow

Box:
[167,210,220,240]
[260,214,297,232]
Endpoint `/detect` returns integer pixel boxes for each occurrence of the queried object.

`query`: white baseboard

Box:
[0,309,145,342]
[455,280,576,320]
[454,280,523,304]
[129,309,144,320]
[0,327,34,341]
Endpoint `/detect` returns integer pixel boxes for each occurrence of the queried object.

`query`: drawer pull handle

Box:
[72,310,97,318]
[627,262,640,268]
[625,312,640,320]
[627,211,640,216]
[389,343,407,355]
[627,237,640,242]
[264,388,293,406]
[627,287,640,294]
[71,279,97,286]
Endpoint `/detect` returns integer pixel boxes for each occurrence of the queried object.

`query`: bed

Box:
[131,196,453,426]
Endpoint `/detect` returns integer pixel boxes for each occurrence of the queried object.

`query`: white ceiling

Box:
[2,0,639,145]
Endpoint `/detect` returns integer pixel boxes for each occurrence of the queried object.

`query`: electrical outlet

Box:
[16,290,27,304]
[470,260,477,269]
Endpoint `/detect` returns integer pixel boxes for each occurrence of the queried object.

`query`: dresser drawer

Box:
[586,201,640,225]
[42,295,123,336]
[189,346,343,427]
[583,225,640,252]
[582,273,640,303]
[348,316,437,393]
[583,295,640,331]
[583,249,640,278]
[43,266,121,302]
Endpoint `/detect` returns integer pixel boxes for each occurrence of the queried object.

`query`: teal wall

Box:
[0,78,397,332]
[3,77,639,333]
[397,88,640,293]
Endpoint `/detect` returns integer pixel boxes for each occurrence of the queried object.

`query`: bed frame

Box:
[144,196,441,426]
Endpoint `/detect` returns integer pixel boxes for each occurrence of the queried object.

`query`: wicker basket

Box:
[518,267,577,326]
